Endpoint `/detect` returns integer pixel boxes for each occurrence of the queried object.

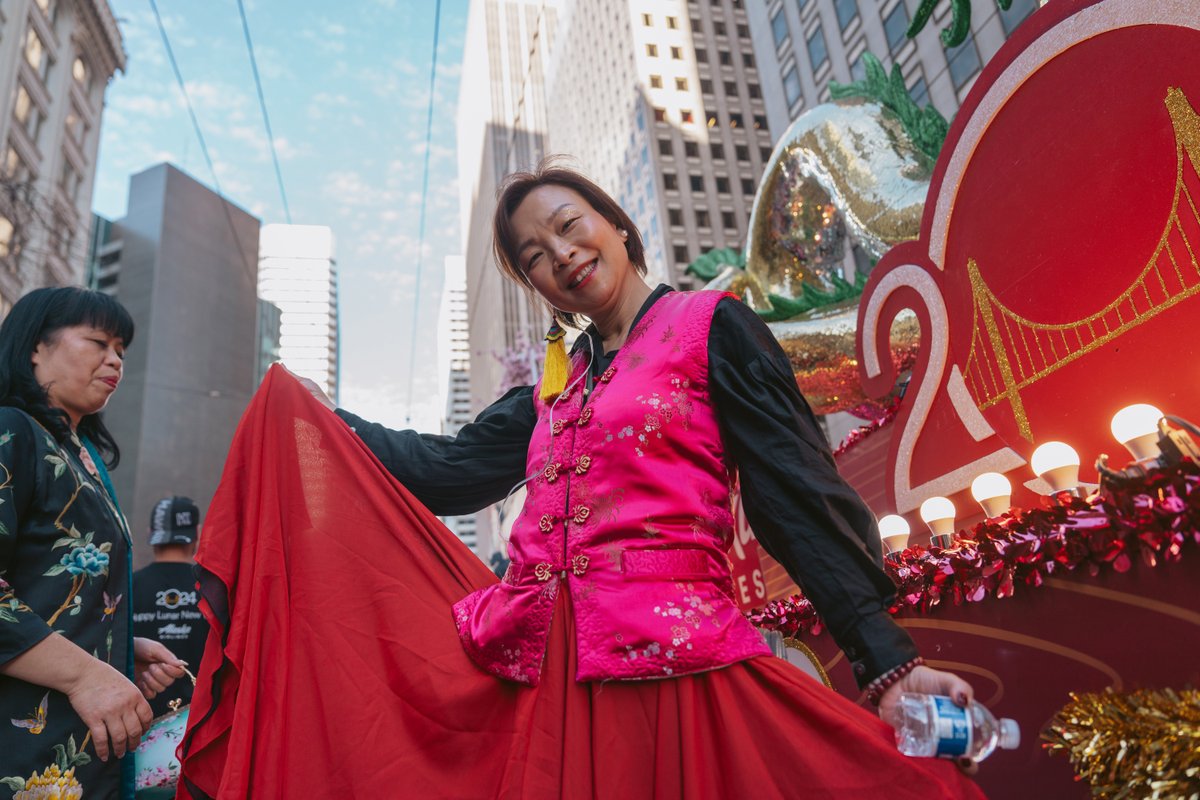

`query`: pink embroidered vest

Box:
[452,291,771,685]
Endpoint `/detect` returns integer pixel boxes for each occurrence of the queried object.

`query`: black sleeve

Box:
[708,298,919,688]
[335,386,536,516]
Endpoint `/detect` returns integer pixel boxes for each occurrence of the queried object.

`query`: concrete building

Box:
[90,163,260,566]
[457,0,560,554]
[255,297,281,386]
[745,0,1040,138]
[0,0,124,313]
[546,0,775,288]
[436,255,479,556]
[257,224,340,403]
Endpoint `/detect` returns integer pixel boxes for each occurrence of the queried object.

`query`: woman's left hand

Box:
[878,665,979,775]
[132,637,187,700]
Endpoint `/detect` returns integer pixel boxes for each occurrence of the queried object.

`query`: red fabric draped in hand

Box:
[176,366,984,799]
[177,366,513,797]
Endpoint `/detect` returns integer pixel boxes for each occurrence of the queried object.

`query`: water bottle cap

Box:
[998,718,1021,750]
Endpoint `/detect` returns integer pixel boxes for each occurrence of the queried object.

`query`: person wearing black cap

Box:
[132,497,209,716]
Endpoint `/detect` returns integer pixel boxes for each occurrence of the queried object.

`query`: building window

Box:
[796,0,810,9]
[715,176,730,194]
[642,12,653,25]
[668,207,684,226]
[658,138,672,155]
[717,21,730,36]
[60,160,81,204]
[647,43,659,57]
[670,46,683,60]
[909,75,930,107]
[711,142,725,160]
[0,215,15,259]
[743,53,755,68]
[884,3,910,53]
[783,66,802,107]
[741,177,756,195]
[724,79,738,96]
[753,115,768,131]
[946,36,982,89]
[650,74,663,88]
[14,85,44,143]
[835,0,858,30]
[706,111,720,128]
[25,29,50,81]
[748,82,761,99]
[700,78,713,94]
[719,50,733,66]
[653,107,667,122]
[680,109,694,123]
[735,144,750,162]
[760,146,773,161]
[664,172,679,190]
[674,244,690,264]
[722,210,737,230]
[850,54,867,81]
[666,16,679,29]
[66,102,88,146]
[1001,0,1038,34]
[695,209,711,228]
[684,141,699,158]
[675,77,688,91]
[689,174,704,192]
[729,112,744,128]
[695,48,708,63]
[807,26,828,71]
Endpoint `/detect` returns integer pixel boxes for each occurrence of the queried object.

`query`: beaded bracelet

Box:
[865,656,924,706]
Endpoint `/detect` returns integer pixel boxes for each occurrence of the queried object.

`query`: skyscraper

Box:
[257,224,340,403]
[745,0,1040,137]
[546,0,775,287]
[93,163,261,567]
[437,255,480,555]
[0,0,125,313]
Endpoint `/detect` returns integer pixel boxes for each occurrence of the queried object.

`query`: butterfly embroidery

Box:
[11,692,49,734]
[102,591,122,621]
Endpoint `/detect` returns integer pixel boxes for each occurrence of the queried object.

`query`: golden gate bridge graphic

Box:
[963,87,1200,441]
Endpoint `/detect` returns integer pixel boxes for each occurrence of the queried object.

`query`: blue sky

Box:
[93,0,469,431]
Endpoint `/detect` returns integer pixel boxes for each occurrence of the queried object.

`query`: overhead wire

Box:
[403,0,443,425]
[235,0,293,225]
[147,0,258,291]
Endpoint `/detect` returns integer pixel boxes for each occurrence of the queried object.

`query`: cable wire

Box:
[403,0,443,425]
[147,0,257,290]
[236,0,292,224]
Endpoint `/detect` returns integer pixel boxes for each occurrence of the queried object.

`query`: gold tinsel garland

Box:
[1043,688,1200,799]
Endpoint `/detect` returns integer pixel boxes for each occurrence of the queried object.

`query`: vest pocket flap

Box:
[620,548,712,581]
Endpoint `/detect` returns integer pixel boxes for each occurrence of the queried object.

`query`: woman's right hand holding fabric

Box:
[64,657,154,762]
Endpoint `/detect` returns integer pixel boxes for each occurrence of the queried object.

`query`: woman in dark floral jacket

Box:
[0,288,184,799]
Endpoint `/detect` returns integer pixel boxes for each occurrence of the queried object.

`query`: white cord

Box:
[497,333,596,547]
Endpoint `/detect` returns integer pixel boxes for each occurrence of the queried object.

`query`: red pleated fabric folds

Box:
[177,366,985,799]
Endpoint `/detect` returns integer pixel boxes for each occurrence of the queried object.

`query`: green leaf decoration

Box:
[52,536,78,550]
[685,247,746,281]
[903,0,1012,48]
[68,525,82,538]
[0,777,26,792]
[0,520,7,537]
[66,735,77,759]
[69,604,81,616]
[97,541,112,553]
[44,454,66,479]
[756,273,869,322]
[53,743,68,772]
[0,607,16,623]
[829,52,950,161]
[0,430,13,447]
[42,564,68,577]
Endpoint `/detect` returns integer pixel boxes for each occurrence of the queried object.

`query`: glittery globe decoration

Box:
[745,98,934,305]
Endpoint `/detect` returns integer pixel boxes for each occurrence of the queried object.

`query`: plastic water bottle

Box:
[890,693,1020,761]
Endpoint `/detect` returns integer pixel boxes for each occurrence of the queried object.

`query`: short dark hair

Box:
[492,157,646,329]
[0,286,135,467]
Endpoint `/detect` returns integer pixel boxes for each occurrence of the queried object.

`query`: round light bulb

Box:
[1110,404,1163,462]
[971,472,1012,518]
[878,514,910,554]
[1030,441,1081,492]
[918,496,956,537]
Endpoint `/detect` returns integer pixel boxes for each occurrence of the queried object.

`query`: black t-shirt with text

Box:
[132,561,209,716]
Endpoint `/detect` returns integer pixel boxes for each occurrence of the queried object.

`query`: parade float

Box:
[713,0,1200,796]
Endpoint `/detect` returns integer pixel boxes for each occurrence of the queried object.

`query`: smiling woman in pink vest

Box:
[195,160,986,798]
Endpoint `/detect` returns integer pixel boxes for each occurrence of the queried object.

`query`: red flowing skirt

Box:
[178,368,984,799]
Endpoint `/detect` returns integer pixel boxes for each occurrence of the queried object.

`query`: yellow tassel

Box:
[539,322,569,402]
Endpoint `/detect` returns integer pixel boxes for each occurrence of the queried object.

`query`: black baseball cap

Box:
[149,496,201,546]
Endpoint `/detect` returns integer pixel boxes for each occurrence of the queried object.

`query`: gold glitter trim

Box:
[783,637,834,690]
